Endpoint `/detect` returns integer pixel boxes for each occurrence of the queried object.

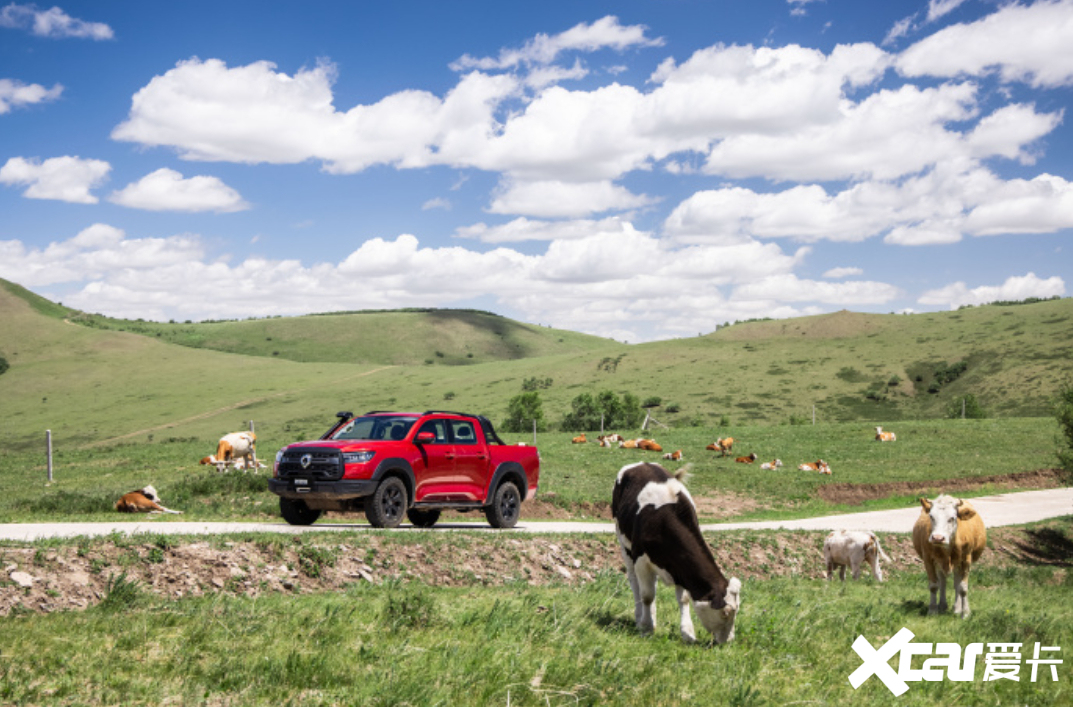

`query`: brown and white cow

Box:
[875,426,897,442]
[599,434,624,447]
[798,460,831,474]
[215,431,258,472]
[612,462,742,644]
[824,530,891,582]
[759,458,783,470]
[705,437,734,456]
[115,485,182,514]
[735,453,758,464]
[912,494,987,617]
[637,439,663,452]
[663,449,684,461]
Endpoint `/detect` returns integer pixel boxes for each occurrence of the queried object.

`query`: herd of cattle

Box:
[611,422,987,644]
[570,427,899,475]
[111,423,988,647]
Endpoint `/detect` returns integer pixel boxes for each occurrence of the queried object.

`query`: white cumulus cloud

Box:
[0,78,62,113]
[918,272,1066,308]
[108,168,249,212]
[0,3,113,39]
[0,155,110,203]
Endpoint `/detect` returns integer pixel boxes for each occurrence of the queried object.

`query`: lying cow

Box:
[760,459,783,470]
[612,462,742,644]
[912,494,986,617]
[662,450,683,461]
[599,434,624,447]
[572,433,587,444]
[824,530,891,582]
[638,439,663,452]
[705,437,734,456]
[735,453,758,464]
[115,485,182,514]
[798,460,831,474]
[875,426,897,442]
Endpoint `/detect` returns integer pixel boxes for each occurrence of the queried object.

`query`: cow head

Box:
[694,577,742,644]
[921,494,968,547]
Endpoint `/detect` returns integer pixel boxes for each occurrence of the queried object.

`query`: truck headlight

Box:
[343,451,376,464]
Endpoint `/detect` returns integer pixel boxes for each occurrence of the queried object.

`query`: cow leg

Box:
[953,565,971,618]
[936,567,949,614]
[825,559,834,581]
[675,586,696,644]
[851,557,862,581]
[619,546,645,629]
[838,565,846,582]
[633,557,658,635]
[924,560,941,615]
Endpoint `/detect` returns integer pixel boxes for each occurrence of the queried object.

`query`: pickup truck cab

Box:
[268,410,540,529]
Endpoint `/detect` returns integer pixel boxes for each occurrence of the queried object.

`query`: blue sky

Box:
[1,0,1071,342]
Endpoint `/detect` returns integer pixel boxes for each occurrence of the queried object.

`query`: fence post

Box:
[248,420,255,433]
[533,419,537,447]
[600,414,605,434]
[46,429,53,483]
[962,399,966,419]
[812,405,816,425]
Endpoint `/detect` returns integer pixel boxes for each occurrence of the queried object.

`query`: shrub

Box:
[501,392,546,433]
[888,375,901,386]
[0,354,8,376]
[665,403,680,413]
[560,390,643,431]
[1055,382,1073,473]
[947,394,987,419]
[443,391,456,401]
[642,396,662,408]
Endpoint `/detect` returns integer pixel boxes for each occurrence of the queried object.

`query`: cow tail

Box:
[872,533,892,562]
[673,463,694,485]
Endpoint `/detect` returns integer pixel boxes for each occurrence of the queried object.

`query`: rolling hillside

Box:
[1,278,1072,454]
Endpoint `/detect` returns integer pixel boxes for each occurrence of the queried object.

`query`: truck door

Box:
[413,418,456,502]
[448,418,489,501]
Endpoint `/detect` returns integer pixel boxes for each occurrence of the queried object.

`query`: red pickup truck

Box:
[268,410,540,529]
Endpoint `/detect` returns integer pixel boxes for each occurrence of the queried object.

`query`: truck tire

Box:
[280,497,322,526]
[406,508,441,528]
[485,480,521,529]
[365,476,408,528]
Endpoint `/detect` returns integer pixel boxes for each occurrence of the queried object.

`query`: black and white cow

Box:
[612,462,742,644]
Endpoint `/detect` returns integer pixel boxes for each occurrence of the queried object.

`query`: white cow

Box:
[823,529,891,582]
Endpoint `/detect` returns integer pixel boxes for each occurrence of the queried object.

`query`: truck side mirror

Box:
[415,431,436,444]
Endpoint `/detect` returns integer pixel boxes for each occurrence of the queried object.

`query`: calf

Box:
[115,485,182,514]
[798,460,831,474]
[875,426,897,442]
[572,433,587,444]
[824,530,891,582]
[619,439,639,449]
[638,439,663,452]
[599,434,624,447]
[759,459,783,470]
[912,494,986,617]
[662,449,684,461]
[612,462,742,644]
[735,453,758,464]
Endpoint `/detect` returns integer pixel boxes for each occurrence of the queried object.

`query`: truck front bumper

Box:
[268,478,377,501]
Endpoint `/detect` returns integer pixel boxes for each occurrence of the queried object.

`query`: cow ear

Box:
[957,502,976,520]
[919,497,932,512]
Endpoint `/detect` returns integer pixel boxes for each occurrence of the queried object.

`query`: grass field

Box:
[1,554,1070,706]
[0,417,1064,524]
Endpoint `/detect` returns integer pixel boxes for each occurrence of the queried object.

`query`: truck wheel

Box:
[485,481,521,529]
[280,497,322,526]
[406,508,441,528]
[366,476,408,528]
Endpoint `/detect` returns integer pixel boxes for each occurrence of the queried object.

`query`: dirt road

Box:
[1,487,1069,542]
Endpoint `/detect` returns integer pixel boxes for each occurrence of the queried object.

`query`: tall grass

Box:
[1,566,1069,705]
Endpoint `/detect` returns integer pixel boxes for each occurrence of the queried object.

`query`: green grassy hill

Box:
[2,278,1072,452]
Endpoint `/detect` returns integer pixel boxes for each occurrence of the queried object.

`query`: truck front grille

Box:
[277,448,344,481]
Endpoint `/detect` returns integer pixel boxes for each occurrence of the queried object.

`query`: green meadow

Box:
[1,552,1070,706]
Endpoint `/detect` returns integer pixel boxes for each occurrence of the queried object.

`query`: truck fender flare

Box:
[372,458,417,501]
[486,462,528,501]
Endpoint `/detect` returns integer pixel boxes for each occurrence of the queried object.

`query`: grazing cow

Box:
[798,460,831,474]
[572,433,587,444]
[663,450,684,461]
[912,495,987,617]
[735,453,758,464]
[709,437,734,456]
[824,530,891,582]
[215,431,258,472]
[875,426,897,442]
[115,485,182,514]
[759,459,783,470]
[612,462,742,644]
[638,439,663,452]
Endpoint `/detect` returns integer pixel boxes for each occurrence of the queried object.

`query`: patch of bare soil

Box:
[816,468,1068,505]
[6,517,1068,617]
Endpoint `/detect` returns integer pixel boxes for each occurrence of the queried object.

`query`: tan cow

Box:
[638,439,663,452]
[215,431,258,472]
[735,453,758,464]
[572,433,587,444]
[875,426,897,442]
[912,494,987,617]
[115,485,182,514]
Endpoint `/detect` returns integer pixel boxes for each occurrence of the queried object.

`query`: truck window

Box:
[450,420,477,446]
[417,419,449,444]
